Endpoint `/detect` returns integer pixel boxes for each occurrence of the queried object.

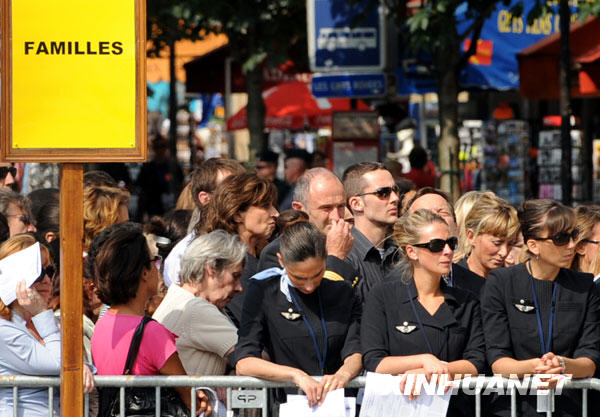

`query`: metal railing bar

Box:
[155,386,161,417]
[119,386,125,416]
[13,386,18,417]
[48,386,53,417]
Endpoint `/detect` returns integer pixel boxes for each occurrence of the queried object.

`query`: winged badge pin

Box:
[396,321,417,334]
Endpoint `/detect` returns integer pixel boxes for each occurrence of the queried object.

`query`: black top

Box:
[345,227,398,302]
[258,235,358,285]
[361,276,486,417]
[361,277,486,373]
[235,274,362,376]
[224,252,259,328]
[482,264,600,417]
[451,261,486,298]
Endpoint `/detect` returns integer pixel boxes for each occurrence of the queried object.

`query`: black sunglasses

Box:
[357,185,400,199]
[412,237,458,253]
[0,166,16,180]
[535,228,579,246]
[35,264,57,283]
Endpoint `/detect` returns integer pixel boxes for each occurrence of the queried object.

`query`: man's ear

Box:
[291,201,306,212]
[348,195,364,214]
[45,231,57,243]
[276,253,284,268]
[197,191,211,207]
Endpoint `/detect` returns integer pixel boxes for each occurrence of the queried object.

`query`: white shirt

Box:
[162,232,195,287]
[0,309,61,417]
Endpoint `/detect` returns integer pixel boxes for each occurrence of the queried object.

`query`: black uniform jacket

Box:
[235,273,361,376]
[452,261,486,298]
[482,264,600,417]
[361,277,486,373]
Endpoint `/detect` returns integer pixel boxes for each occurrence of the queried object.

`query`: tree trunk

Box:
[245,64,267,158]
[168,39,178,159]
[559,0,572,205]
[436,49,461,202]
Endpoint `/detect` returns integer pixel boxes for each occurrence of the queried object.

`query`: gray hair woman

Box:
[153,230,246,375]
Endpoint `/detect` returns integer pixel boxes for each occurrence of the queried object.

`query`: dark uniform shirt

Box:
[452,260,486,298]
[258,235,359,285]
[235,274,361,376]
[345,228,398,302]
[361,276,486,417]
[482,264,600,417]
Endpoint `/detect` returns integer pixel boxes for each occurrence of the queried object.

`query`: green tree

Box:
[196,0,308,155]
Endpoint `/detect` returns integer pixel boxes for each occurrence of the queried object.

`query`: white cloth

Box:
[153,285,237,375]
[0,310,61,417]
[162,232,195,287]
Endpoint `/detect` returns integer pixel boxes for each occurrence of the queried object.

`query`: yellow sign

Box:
[1,0,146,161]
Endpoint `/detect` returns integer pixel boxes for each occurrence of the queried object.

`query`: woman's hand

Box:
[294,372,321,407]
[16,280,46,316]
[399,369,452,399]
[195,389,213,417]
[420,354,449,378]
[83,365,95,394]
[317,370,352,404]
[536,352,563,375]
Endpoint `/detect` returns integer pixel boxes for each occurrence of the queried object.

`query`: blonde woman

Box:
[453,193,519,278]
[83,185,130,252]
[362,209,485,416]
[454,191,495,248]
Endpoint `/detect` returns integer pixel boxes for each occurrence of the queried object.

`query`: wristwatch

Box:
[557,356,567,374]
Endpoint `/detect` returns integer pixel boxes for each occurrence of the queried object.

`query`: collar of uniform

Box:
[351,227,397,261]
[398,280,459,329]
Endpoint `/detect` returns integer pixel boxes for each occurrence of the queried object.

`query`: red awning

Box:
[517,17,600,99]
[226,81,371,131]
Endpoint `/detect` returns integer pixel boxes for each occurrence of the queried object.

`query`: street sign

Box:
[311,73,387,98]
[1,0,147,162]
[307,0,387,72]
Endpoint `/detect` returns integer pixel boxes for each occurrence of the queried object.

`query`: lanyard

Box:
[407,286,449,357]
[528,266,558,355]
[288,286,328,373]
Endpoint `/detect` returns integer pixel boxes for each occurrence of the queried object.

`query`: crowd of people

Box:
[0,156,599,417]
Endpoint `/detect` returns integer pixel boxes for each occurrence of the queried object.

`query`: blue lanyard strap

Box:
[288,286,328,373]
[407,286,449,357]
[529,270,558,355]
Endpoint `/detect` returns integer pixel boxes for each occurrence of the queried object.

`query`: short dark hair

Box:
[342,162,386,199]
[90,222,151,306]
[519,199,575,243]
[190,158,245,209]
[408,145,428,170]
[279,222,326,264]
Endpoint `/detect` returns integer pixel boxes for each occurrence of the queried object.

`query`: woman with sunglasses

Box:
[482,199,600,417]
[571,205,600,280]
[0,235,94,416]
[453,192,519,279]
[362,209,485,416]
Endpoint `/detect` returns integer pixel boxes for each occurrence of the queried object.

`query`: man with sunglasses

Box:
[0,163,16,190]
[343,162,400,302]
[0,189,37,237]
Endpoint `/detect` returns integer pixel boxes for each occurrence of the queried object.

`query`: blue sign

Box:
[311,73,386,98]
[308,0,386,72]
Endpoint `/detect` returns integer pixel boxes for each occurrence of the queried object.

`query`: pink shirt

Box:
[91,311,178,375]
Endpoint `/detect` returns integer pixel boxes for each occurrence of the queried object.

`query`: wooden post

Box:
[59,163,84,416]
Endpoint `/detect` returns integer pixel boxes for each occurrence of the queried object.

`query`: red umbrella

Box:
[226,81,371,131]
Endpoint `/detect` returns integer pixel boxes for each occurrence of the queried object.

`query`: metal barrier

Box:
[1,375,599,417]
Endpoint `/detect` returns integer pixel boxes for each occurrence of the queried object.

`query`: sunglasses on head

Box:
[357,184,400,199]
[535,228,579,246]
[412,236,458,253]
[34,264,56,283]
[0,166,16,180]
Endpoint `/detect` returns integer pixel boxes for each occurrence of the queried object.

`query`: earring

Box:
[535,254,539,261]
